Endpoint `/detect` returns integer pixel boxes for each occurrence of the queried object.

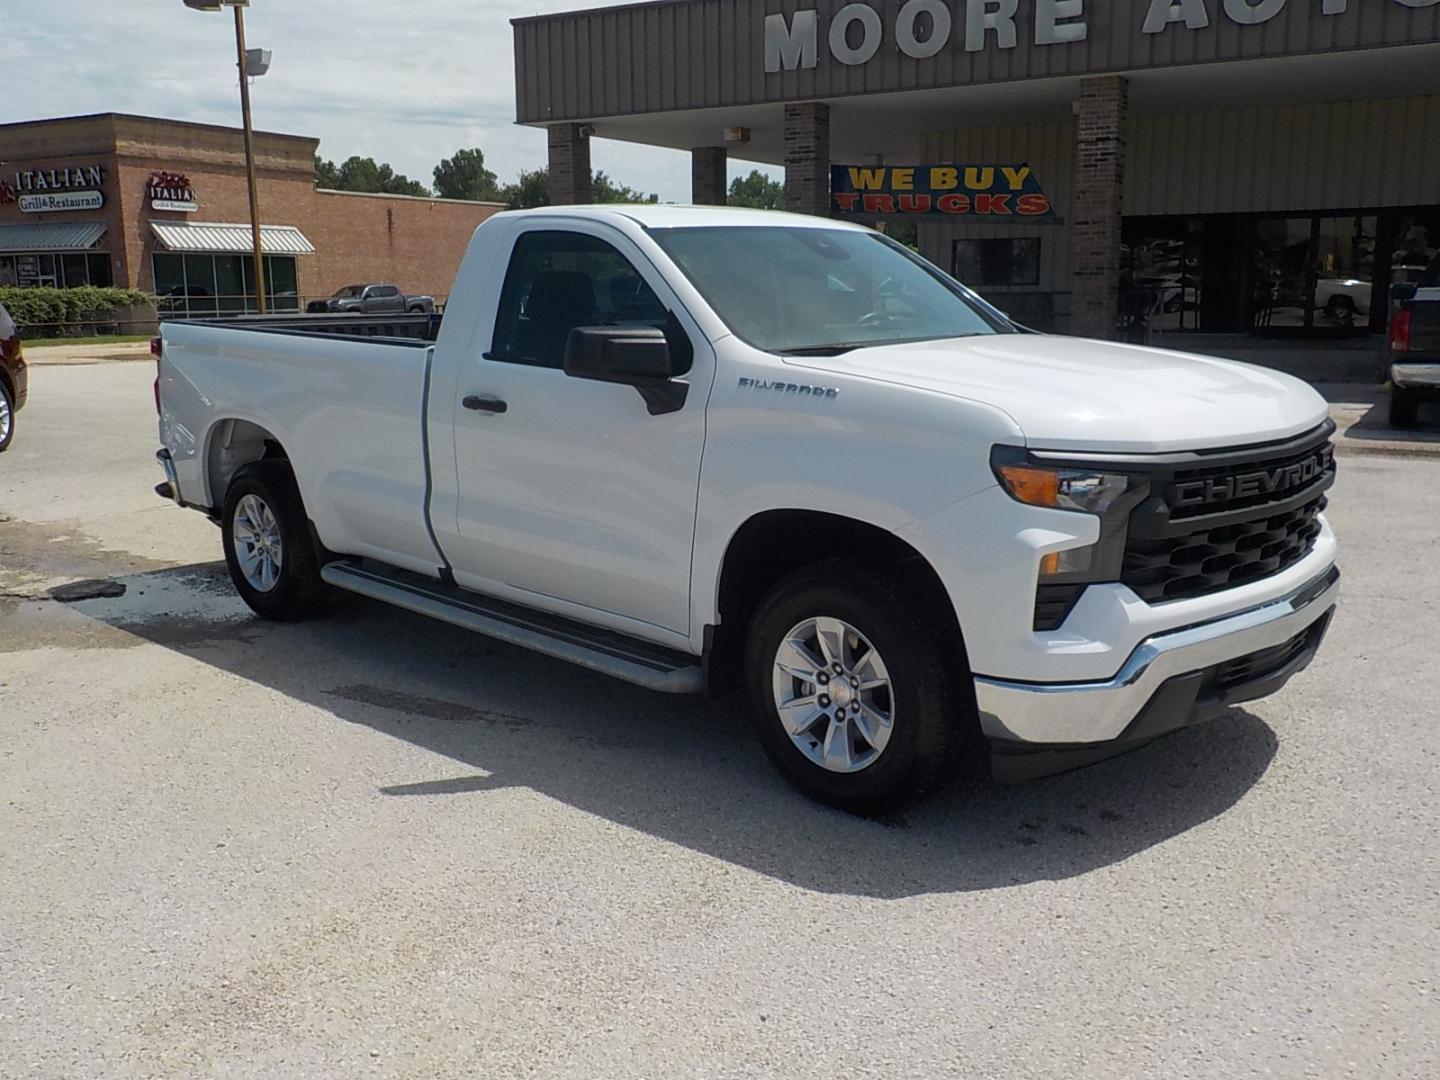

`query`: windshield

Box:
[333,285,365,298]
[649,226,1012,354]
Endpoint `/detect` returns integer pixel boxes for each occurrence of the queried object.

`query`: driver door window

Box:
[490,231,669,369]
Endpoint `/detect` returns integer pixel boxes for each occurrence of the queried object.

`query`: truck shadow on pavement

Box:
[75,560,1280,899]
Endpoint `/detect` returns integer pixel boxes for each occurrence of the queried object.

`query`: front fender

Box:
[688,346,1025,649]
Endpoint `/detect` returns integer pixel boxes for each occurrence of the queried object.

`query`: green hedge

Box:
[0,286,154,335]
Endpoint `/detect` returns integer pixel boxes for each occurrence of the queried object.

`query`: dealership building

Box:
[0,113,502,314]
[515,0,1440,350]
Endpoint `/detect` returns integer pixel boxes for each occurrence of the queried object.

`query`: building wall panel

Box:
[514,0,1440,123]
[1125,97,1440,217]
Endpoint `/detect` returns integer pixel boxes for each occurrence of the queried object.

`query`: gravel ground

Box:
[2,363,1437,1079]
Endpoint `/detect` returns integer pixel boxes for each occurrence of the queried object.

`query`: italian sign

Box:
[148,171,199,213]
[830,164,1055,218]
[18,191,105,213]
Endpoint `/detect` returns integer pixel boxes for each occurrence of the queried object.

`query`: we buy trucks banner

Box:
[830,164,1055,218]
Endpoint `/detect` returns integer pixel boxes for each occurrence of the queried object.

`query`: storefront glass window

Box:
[154,252,300,316]
[953,238,1040,288]
[1124,220,1204,333]
[182,255,219,317]
[1252,218,1313,329]
[0,251,112,289]
[61,254,90,288]
[266,256,299,311]
[1313,215,1376,328]
[86,254,113,287]
[1392,213,1440,287]
[214,255,246,315]
[154,254,187,314]
[1253,214,1376,332]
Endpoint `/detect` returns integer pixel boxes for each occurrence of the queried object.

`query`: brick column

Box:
[548,123,592,205]
[691,146,728,206]
[784,103,831,217]
[1071,76,1128,340]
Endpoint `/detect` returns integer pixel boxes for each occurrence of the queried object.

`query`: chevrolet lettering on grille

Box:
[1173,445,1334,508]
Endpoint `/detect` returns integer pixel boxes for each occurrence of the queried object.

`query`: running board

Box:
[320,560,704,694]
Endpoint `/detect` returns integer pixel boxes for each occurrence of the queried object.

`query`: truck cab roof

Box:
[494,204,873,232]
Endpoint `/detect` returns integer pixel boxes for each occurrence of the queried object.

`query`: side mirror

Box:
[1391,282,1418,304]
[563,325,689,415]
[564,326,674,383]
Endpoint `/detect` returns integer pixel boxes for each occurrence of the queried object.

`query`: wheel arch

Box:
[203,417,292,512]
[707,509,970,694]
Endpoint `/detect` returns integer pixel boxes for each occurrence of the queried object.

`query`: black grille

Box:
[1168,439,1335,521]
[1119,426,1335,605]
[1123,494,1327,603]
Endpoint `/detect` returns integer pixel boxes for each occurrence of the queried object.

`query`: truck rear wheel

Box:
[1389,387,1420,429]
[221,462,325,621]
[744,560,970,815]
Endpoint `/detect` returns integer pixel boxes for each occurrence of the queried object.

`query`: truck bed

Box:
[158,319,444,576]
[164,310,442,344]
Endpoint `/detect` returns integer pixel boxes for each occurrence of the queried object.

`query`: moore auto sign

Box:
[765,0,1438,70]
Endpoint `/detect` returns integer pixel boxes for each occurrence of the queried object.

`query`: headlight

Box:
[990,446,1150,610]
[991,453,1133,516]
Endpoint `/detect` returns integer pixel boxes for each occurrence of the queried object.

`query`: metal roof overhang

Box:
[150,221,316,256]
[0,221,108,253]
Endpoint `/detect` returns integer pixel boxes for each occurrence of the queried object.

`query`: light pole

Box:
[184,0,269,313]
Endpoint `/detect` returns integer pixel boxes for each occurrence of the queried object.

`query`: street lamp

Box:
[183,0,270,314]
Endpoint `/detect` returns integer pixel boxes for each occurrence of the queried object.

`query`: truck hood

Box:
[791,335,1330,453]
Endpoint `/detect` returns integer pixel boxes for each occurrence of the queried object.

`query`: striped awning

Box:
[150,221,316,256]
[0,221,108,253]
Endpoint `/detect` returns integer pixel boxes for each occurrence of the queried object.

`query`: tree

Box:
[314,155,340,189]
[727,169,785,210]
[432,148,503,202]
[502,169,551,210]
[499,168,659,210]
[592,170,660,205]
[314,153,430,197]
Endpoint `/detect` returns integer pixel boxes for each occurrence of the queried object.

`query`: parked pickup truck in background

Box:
[306,283,435,315]
[154,206,1340,813]
[1388,262,1440,428]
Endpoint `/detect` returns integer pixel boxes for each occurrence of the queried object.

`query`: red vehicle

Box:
[0,300,27,452]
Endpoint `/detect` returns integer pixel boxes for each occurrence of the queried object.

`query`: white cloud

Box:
[1,0,778,203]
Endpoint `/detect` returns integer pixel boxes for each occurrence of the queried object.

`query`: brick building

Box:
[0,113,503,314]
[514,0,1440,355]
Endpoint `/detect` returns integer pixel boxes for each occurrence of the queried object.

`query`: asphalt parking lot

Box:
[3,361,1438,1079]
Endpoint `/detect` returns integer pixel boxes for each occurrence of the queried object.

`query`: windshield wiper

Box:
[778,343,870,356]
[778,334,984,357]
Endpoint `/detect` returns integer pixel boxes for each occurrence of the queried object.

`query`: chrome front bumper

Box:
[975,565,1340,749]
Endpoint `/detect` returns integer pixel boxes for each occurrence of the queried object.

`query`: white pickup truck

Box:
[155,206,1339,813]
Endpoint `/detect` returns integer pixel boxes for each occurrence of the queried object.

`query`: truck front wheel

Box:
[744,561,970,815]
[221,462,325,621]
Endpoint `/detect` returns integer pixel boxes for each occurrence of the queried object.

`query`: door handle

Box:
[463,395,508,414]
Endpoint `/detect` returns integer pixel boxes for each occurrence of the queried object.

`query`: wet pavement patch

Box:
[50,579,128,603]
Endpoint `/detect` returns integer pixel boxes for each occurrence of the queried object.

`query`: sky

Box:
[2,0,778,203]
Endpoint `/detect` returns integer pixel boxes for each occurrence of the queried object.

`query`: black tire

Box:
[221,462,326,621]
[0,379,13,453]
[743,560,973,815]
[1389,387,1420,429]
[1382,388,1416,432]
